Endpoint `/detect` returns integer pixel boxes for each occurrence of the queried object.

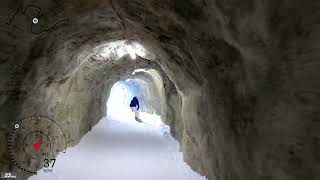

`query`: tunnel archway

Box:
[27,67,206,180]
[1,1,319,180]
[106,72,165,125]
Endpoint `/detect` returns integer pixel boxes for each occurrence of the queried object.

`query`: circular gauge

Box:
[8,116,67,174]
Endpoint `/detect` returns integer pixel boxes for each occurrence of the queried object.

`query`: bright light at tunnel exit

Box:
[106,81,164,127]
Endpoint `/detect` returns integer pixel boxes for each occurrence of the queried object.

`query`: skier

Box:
[130,96,142,122]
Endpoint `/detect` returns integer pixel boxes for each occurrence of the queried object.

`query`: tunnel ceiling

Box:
[0,0,320,180]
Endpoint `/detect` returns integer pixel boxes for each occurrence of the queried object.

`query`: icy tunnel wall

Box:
[112,1,320,179]
[126,78,157,113]
[128,69,167,115]
[0,0,319,180]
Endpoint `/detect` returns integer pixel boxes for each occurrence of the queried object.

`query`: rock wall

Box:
[113,0,320,179]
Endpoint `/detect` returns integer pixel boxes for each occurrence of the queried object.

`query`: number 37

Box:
[43,159,56,168]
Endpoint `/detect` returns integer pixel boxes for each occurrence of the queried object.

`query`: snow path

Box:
[28,114,207,180]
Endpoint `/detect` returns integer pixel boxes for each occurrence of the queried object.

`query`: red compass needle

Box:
[32,139,42,151]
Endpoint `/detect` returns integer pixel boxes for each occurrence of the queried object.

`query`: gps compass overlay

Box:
[7,116,67,174]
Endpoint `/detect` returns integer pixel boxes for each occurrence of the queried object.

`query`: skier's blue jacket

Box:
[130,97,139,110]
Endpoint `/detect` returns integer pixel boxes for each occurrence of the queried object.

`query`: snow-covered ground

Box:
[28,112,207,180]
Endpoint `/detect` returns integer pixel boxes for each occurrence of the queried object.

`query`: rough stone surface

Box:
[0,0,319,180]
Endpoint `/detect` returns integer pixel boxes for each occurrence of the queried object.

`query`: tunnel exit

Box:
[106,79,164,127]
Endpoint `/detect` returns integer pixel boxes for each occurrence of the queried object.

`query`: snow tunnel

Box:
[1,1,319,180]
[106,68,167,125]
